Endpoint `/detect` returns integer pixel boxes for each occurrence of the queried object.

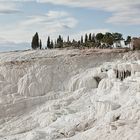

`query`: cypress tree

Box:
[54,40,57,48]
[47,36,51,49]
[85,34,88,43]
[50,40,54,49]
[31,32,39,49]
[57,35,63,48]
[39,39,42,49]
[81,36,83,44]
[89,33,92,41]
[67,36,70,43]
[92,34,96,43]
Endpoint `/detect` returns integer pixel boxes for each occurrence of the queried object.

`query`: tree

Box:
[31,32,39,49]
[54,40,57,48]
[47,36,51,49]
[71,39,79,48]
[67,36,70,43]
[85,34,88,43]
[39,39,42,49]
[95,33,104,48]
[81,36,83,44]
[102,32,114,48]
[56,35,63,48]
[50,40,54,48]
[96,33,104,43]
[91,34,96,43]
[112,33,123,47]
[89,33,92,41]
[125,36,131,48]
[78,40,81,48]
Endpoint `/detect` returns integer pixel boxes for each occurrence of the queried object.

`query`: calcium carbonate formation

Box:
[0,49,139,140]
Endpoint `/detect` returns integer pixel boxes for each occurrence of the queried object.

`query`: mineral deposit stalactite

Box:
[115,69,131,81]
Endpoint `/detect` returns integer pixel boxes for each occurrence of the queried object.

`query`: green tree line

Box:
[31,32,132,50]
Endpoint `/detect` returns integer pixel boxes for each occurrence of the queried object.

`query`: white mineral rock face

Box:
[0,49,140,140]
[68,69,99,91]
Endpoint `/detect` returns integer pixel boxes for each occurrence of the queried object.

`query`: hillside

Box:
[0,49,140,140]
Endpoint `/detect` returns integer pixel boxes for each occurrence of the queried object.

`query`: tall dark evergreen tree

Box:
[57,35,63,48]
[47,36,51,49]
[31,32,39,49]
[89,33,92,41]
[81,36,83,44]
[91,34,96,43]
[50,40,54,49]
[85,34,88,43]
[39,39,42,49]
[67,36,70,43]
[54,40,57,48]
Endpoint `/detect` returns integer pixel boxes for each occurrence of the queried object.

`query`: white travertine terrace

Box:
[0,49,139,140]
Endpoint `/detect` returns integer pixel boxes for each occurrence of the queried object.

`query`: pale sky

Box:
[0,0,140,51]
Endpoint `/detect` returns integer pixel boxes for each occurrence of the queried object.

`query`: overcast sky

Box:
[0,0,140,51]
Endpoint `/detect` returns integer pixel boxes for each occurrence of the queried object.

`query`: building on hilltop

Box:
[131,37,140,50]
